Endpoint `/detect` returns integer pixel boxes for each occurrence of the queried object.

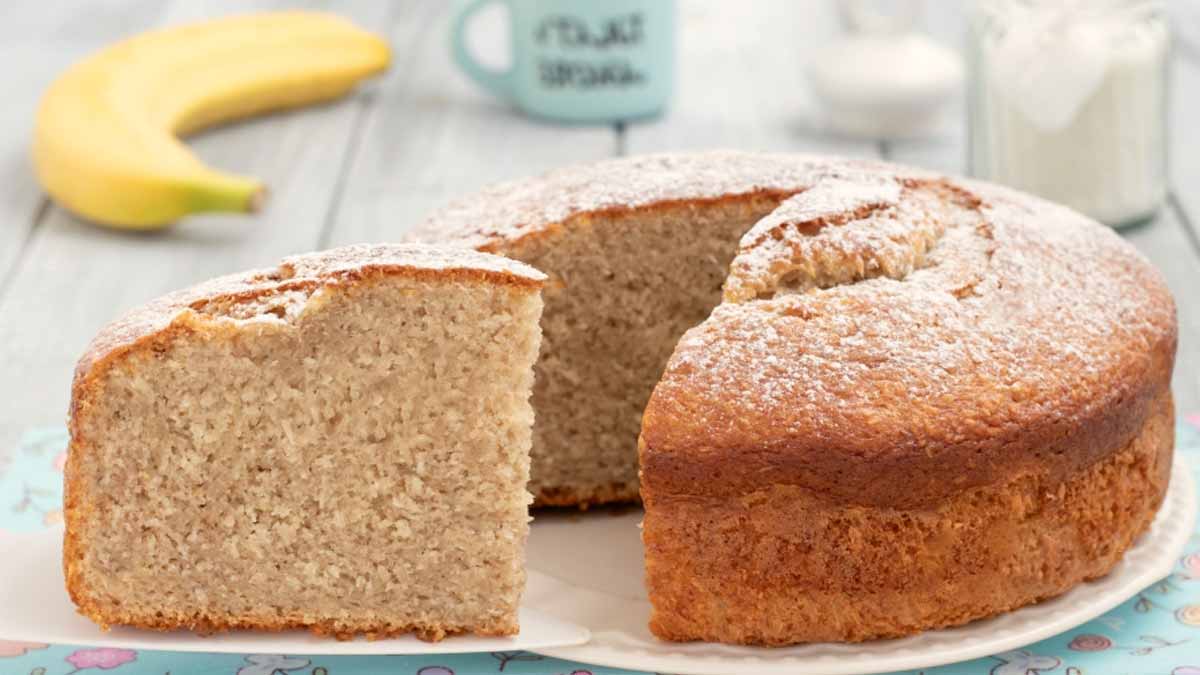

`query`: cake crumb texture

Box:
[64,244,545,639]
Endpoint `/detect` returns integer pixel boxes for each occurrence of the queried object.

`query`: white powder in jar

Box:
[968,1,1168,227]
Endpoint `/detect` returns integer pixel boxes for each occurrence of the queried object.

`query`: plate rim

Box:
[530,453,1198,675]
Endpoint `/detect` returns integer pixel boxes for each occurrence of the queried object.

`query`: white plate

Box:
[0,529,590,654]
[525,454,1197,675]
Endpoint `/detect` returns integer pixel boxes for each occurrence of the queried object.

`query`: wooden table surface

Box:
[1,0,1198,459]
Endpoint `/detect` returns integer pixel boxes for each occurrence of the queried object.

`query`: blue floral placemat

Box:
[3,419,1200,675]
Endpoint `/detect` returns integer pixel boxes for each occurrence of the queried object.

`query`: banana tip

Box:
[247,187,268,214]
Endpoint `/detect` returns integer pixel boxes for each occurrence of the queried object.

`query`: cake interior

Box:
[67,274,542,638]
[508,195,784,505]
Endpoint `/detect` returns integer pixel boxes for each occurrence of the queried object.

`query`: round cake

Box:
[414,151,1177,643]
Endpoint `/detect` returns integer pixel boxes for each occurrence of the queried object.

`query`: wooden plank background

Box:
[0,0,1197,461]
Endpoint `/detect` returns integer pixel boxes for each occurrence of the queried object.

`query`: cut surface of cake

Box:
[411,152,1177,644]
[64,244,545,640]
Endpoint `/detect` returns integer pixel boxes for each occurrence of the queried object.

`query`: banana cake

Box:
[63,243,545,640]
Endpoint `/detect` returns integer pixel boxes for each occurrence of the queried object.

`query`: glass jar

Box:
[967,1,1168,228]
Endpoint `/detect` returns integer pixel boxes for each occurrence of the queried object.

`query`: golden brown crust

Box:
[643,388,1175,644]
[625,157,1177,643]
[63,243,543,640]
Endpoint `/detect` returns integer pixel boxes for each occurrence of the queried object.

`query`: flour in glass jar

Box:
[968,0,1168,228]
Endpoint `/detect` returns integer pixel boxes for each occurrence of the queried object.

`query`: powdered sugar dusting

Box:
[75,244,545,383]
[723,176,952,302]
[410,151,914,249]
[410,151,1173,463]
[655,172,1174,464]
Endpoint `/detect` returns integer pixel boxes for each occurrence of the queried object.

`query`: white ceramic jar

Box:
[968,0,1169,227]
[809,0,964,139]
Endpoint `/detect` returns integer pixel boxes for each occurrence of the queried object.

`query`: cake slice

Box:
[63,244,546,640]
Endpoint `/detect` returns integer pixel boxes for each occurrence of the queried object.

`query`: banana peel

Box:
[33,11,390,230]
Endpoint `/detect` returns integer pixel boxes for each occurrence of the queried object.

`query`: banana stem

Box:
[189,174,267,215]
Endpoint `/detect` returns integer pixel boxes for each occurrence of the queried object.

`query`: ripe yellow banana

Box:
[33,11,390,230]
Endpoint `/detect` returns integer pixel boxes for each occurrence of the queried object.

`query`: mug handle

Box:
[451,0,516,100]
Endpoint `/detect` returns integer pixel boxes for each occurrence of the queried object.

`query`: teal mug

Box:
[451,0,675,123]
